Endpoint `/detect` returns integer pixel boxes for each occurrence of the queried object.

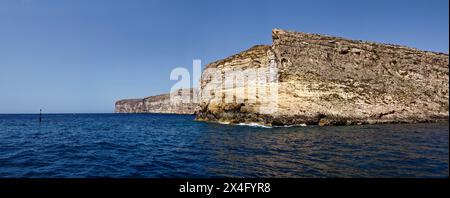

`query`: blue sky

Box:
[0,0,448,113]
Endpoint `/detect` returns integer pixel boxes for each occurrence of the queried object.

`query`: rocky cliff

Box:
[115,89,197,114]
[196,29,449,126]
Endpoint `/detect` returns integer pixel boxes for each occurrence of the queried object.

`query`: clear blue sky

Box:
[0,0,448,113]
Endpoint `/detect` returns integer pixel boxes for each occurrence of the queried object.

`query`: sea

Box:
[0,114,448,178]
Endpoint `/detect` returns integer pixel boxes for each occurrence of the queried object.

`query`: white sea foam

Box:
[216,121,307,128]
[273,123,307,128]
[217,121,231,125]
[236,122,273,128]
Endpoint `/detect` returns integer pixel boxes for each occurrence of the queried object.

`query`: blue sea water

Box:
[0,114,448,178]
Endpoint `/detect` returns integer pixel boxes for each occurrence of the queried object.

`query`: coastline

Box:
[115,29,449,127]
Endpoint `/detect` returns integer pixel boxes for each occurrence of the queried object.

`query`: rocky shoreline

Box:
[115,29,449,126]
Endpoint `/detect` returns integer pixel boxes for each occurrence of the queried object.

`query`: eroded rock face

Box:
[196,29,449,126]
[115,89,197,114]
[196,45,280,123]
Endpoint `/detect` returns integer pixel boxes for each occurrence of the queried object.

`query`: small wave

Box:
[217,121,231,125]
[236,122,273,128]
[216,121,307,128]
[273,124,307,128]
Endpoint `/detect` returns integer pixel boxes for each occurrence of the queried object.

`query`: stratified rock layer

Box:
[115,89,197,114]
[196,29,449,126]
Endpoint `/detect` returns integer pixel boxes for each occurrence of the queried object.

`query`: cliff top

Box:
[204,29,448,71]
[115,98,143,105]
[115,88,195,105]
[272,28,449,56]
[205,45,271,69]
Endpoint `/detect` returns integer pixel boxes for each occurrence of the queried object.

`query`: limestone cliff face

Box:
[196,29,449,126]
[196,45,280,123]
[115,89,197,114]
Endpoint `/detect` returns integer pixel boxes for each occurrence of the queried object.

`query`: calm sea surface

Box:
[0,114,448,178]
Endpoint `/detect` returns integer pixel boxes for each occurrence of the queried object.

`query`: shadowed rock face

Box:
[196,29,449,126]
[115,89,197,114]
